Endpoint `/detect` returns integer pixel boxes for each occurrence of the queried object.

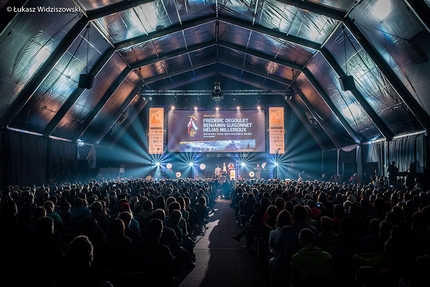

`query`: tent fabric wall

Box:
[387,133,426,174]
[0,130,77,187]
[1,130,48,186]
[362,134,426,178]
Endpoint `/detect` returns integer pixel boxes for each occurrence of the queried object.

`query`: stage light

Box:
[194,107,198,110]
[215,107,219,111]
[241,162,246,167]
[171,106,175,109]
[155,162,160,167]
[257,106,261,110]
[237,106,240,110]
[188,162,194,167]
[274,162,278,166]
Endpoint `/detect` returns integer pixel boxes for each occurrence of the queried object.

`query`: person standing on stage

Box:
[387,161,398,187]
[228,162,235,180]
[261,162,267,179]
[255,164,261,180]
[215,165,221,179]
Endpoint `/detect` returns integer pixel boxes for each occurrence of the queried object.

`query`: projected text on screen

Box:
[167,109,266,152]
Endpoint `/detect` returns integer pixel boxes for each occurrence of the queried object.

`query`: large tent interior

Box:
[0,0,429,189]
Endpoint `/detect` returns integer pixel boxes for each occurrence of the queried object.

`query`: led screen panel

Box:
[167,109,266,152]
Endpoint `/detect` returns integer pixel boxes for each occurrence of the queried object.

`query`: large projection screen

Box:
[167,109,266,152]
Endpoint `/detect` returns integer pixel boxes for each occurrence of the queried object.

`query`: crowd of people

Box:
[1,173,430,287]
[0,177,217,287]
[230,176,430,286]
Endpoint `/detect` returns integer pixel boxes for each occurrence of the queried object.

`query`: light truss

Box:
[140,90,287,97]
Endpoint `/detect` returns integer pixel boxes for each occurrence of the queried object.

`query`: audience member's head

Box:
[107,218,125,239]
[35,216,54,239]
[169,209,182,225]
[67,235,94,267]
[147,218,163,239]
[292,204,306,222]
[152,208,166,221]
[276,210,291,228]
[299,228,315,247]
[118,211,132,227]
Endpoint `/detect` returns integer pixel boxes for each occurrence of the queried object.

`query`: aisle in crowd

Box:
[1,176,430,287]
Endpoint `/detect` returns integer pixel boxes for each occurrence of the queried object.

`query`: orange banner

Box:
[148,107,164,154]
[269,107,285,154]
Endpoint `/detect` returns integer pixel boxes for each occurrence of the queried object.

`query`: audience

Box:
[290,228,336,286]
[1,174,430,287]
[52,235,112,287]
[132,218,187,286]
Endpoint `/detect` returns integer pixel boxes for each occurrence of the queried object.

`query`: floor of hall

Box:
[178,198,271,287]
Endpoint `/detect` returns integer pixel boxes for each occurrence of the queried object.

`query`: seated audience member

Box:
[132,218,187,285]
[195,196,208,232]
[269,210,292,257]
[53,235,112,287]
[378,236,418,286]
[270,204,319,274]
[94,218,133,272]
[22,216,66,286]
[327,216,367,279]
[290,228,336,287]
[408,211,430,256]
[360,218,381,252]
[24,205,47,243]
[168,201,189,239]
[70,197,91,227]
[58,201,72,226]
[118,211,140,242]
[262,204,279,240]
[151,208,182,256]
[136,199,154,229]
[118,201,141,237]
[77,216,106,251]
[17,193,36,224]
[44,200,64,227]
[90,201,111,234]
[319,216,338,251]
[0,198,28,277]
[165,209,196,265]
[233,197,271,249]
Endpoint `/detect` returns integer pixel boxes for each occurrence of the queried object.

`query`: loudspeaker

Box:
[339,75,355,91]
[78,74,94,89]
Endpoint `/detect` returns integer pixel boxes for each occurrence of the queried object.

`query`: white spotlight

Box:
[241,162,246,167]
[188,162,194,167]
[155,162,160,167]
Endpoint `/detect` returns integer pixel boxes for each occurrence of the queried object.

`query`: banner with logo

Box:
[148,107,164,154]
[269,107,285,154]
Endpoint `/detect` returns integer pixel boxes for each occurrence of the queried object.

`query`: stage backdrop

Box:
[167,109,265,152]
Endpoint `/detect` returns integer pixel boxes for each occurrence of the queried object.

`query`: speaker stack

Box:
[339,75,356,91]
[78,74,94,89]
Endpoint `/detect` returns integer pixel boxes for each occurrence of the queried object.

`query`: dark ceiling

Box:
[0,0,429,151]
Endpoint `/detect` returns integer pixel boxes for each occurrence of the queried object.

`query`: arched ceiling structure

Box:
[0,0,429,151]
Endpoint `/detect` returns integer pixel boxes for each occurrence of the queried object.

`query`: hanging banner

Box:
[148,107,164,154]
[269,107,285,154]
